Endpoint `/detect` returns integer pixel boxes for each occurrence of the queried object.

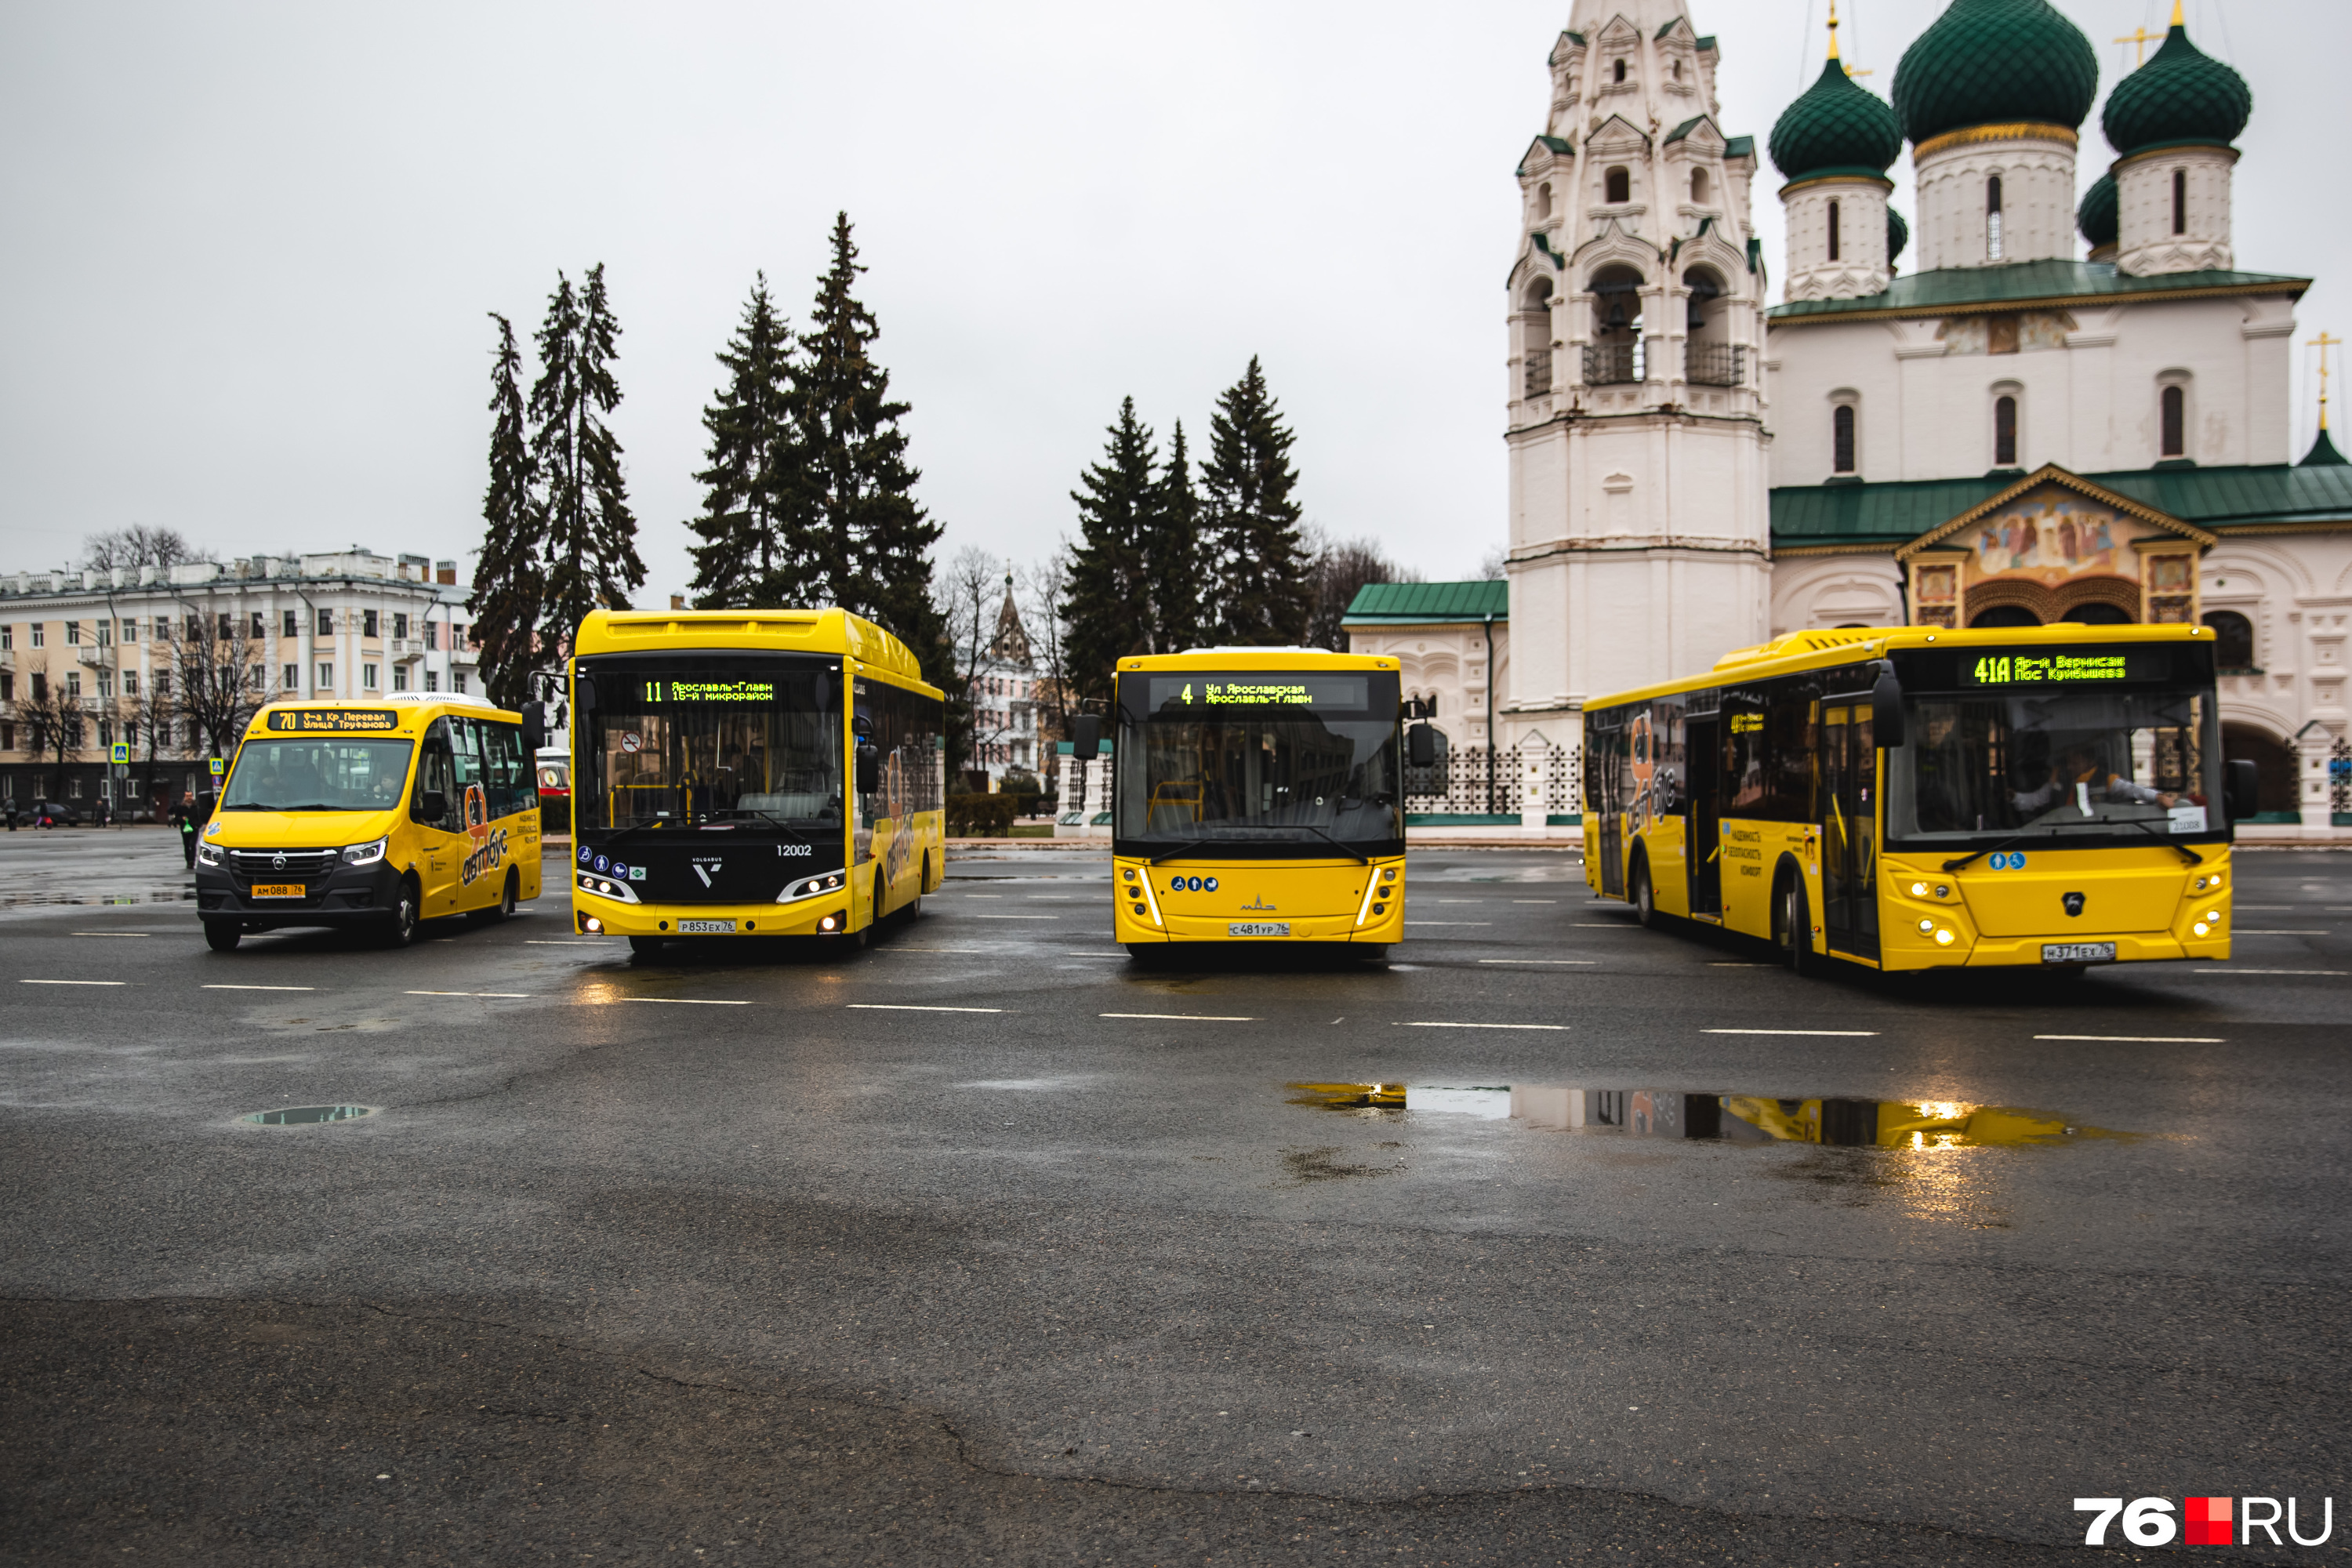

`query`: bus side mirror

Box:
[521,701,546,754]
[855,743,880,797]
[572,674,597,712]
[1871,667,1906,749]
[2225,758,2259,823]
[1407,723,1437,768]
[415,790,447,824]
[1071,714,1102,757]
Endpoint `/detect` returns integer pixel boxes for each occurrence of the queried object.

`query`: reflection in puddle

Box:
[240,1104,379,1126]
[1287,1082,2125,1147]
[1,888,195,908]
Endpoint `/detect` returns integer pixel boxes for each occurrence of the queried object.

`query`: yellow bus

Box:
[1581,622,2253,975]
[196,693,545,951]
[568,608,943,956]
[1104,648,1410,956]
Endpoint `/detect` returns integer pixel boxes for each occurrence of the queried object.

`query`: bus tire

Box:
[202,920,241,953]
[1777,871,1817,976]
[474,871,519,924]
[1631,852,1661,929]
[381,878,421,949]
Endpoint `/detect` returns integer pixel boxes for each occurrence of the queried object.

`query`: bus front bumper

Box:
[572,887,851,938]
[194,862,405,929]
[1880,929,2231,969]
[1111,857,1404,944]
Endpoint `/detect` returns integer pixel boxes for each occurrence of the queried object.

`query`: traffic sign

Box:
[111,743,129,764]
[209,757,226,776]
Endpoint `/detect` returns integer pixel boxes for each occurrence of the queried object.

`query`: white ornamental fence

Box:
[1404,740,1581,818]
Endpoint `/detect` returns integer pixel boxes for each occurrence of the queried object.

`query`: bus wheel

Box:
[1631,855,1660,929]
[1777,877,1817,975]
[202,920,241,953]
[495,872,518,920]
[628,935,666,957]
[381,879,420,949]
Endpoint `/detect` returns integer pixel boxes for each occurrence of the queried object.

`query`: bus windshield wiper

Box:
[1149,825,1368,866]
[2110,813,2204,866]
[1942,830,2045,873]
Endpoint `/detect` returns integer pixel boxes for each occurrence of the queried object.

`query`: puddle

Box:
[240,1104,379,1126]
[1287,1083,2125,1147]
[1281,1144,1407,1183]
[1,888,195,908]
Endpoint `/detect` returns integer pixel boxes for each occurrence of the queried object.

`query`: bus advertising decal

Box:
[459,783,508,886]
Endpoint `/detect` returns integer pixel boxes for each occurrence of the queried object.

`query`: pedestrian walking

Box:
[172,792,198,869]
[4,798,16,832]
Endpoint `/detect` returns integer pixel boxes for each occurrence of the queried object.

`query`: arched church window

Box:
[1613,58,1627,83]
[1605,166,1631,205]
[2203,610,2256,671]
[1691,167,1709,203]
[1537,182,1553,219]
[1827,199,1841,262]
[2161,385,2187,457]
[1671,59,1683,82]
[2060,604,2133,626]
[1994,395,2019,466]
[1833,405,1857,474]
[1586,265,1645,385]
[2172,169,2187,235]
[1987,176,2004,261]
[1970,604,2040,629]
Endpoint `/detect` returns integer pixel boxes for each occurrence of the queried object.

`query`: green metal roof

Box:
[1772,463,2352,551]
[1767,260,2307,322]
[1724,134,1755,159]
[1893,0,2098,144]
[1769,54,1901,183]
[1342,580,1508,625]
[2077,172,2118,249]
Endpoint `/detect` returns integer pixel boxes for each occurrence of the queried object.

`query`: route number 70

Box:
[2075,1498,2179,1546]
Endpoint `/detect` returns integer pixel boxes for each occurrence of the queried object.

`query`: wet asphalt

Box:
[1,828,2347,1566]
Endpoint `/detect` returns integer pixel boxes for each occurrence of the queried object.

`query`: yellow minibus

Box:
[195,693,545,951]
[567,608,944,955]
[1581,622,2251,975]
[1104,648,1410,956]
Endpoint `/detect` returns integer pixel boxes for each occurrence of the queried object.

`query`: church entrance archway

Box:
[1969,604,2040,628]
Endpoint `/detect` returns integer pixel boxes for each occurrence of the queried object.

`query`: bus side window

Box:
[415,720,458,829]
[482,721,529,818]
[1766,684,1817,821]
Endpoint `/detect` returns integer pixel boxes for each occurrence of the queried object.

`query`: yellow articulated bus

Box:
[1104,648,1410,957]
[568,608,943,956]
[195,693,545,952]
[1581,622,2255,975]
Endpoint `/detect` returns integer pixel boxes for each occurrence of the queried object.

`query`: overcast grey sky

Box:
[2,1,2340,601]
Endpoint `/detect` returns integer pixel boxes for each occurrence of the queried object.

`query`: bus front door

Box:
[1686,716,1722,916]
[1819,702,1878,960]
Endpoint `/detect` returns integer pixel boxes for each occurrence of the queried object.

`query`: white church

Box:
[1348,0,2351,825]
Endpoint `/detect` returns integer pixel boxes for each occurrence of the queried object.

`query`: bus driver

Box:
[2012,744,2178,817]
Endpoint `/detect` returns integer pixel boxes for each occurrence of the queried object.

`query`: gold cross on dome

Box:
[2311,332,2343,431]
[2114,25,2161,67]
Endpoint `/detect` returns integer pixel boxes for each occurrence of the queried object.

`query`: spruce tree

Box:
[1143,418,1202,653]
[1199,357,1311,646]
[532,264,644,660]
[797,213,943,666]
[470,313,543,710]
[685,274,808,608]
[1060,396,1159,707]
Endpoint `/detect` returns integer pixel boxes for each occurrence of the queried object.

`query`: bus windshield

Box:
[1886,648,2220,845]
[576,655,840,835]
[1114,670,1403,853]
[221,739,415,812]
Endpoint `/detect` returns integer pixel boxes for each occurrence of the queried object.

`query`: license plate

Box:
[1228,921,1290,938]
[677,919,736,935]
[2042,942,2116,964]
[249,884,305,898]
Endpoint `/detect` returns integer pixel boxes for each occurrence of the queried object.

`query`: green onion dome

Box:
[2102,21,2250,154]
[1893,0,2099,147]
[1770,56,1902,183]
[2077,172,2118,249]
[1888,207,1910,266]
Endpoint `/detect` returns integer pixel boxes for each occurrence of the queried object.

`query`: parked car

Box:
[25,799,84,827]
[535,746,571,836]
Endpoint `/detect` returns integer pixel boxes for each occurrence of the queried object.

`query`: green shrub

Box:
[945,794,1019,837]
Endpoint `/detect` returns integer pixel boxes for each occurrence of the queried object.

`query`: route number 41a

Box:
[2076,1498,2176,1546]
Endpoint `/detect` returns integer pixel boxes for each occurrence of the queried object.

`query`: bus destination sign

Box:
[266,708,401,733]
[637,678,777,705]
[1147,675,1369,712]
[1965,649,2161,687]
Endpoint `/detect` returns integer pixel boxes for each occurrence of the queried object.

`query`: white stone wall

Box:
[1782,180,1892,303]
[2201,536,2352,754]
[2116,145,2238,277]
[1345,620,1512,757]
[1767,554,1907,637]
[1911,134,2078,272]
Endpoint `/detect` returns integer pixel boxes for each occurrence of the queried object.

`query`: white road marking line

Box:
[1404,921,1491,927]
[1703,1028,1878,1036]
[205,984,317,992]
[622,996,752,1006]
[2172,968,2348,976]
[875,946,993,953]
[1572,923,1637,928]
[407,989,535,998]
[1100,1012,1256,1022]
[2036,1033,2225,1043]
[967,915,1059,920]
[1395,1020,1568,1031]
[2238,929,2329,935]
[524,939,612,945]
[847,1004,1004,1013]
[71,932,151,937]
[1477,959,1595,966]
[20,978,127,986]
[1709,962,1774,967]
[1512,899,1559,904]
[1437,899,1486,904]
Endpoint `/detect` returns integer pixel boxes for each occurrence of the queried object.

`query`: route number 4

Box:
[2076,1498,2178,1546]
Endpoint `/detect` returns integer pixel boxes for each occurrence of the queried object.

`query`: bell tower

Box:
[1501,0,1770,731]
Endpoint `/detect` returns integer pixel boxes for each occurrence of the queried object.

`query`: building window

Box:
[30,626,43,648]
[361,662,379,691]
[1994,394,2019,466]
[364,609,379,639]
[1536,181,1553,219]
[424,622,439,651]
[2161,385,2187,457]
[1,723,11,751]
[250,612,265,638]
[453,672,467,695]
[1987,176,2004,260]
[318,608,333,636]
[2172,168,2187,235]
[393,665,409,692]
[1826,199,1841,261]
[425,670,438,693]
[2203,610,2255,671]
[1833,405,1857,474]
[394,612,409,639]
[119,618,135,644]
[66,621,81,646]
[317,662,334,690]
[122,673,138,697]
[96,620,111,647]
[283,664,299,690]
[1691,167,1709,203]
[1613,57,1626,83]
[248,664,265,691]
[283,609,299,638]
[66,673,82,698]
[1605,166,1631,204]
[217,613,232,638]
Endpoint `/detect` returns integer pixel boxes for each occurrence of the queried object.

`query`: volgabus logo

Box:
[2075,1497,2335,1548]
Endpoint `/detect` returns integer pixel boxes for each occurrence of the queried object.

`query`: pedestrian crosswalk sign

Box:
[111,743,129,764]
[209,757,226,776]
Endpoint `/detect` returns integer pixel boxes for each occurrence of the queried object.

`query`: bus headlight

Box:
[2204,909,2221,924]
[1933,928,1956,946]
[577,872,641,903]
[1910,881,1929,898]
[342,835,388,866]
[2193,922,2210,937]
[779,871,848,902]
[1917,918,1935,933]
[196,842,224,867]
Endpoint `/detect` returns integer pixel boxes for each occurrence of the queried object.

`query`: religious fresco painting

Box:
[1973,493,2121,585]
